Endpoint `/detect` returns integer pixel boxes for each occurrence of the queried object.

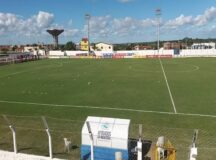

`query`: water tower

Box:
[47,29,64,49]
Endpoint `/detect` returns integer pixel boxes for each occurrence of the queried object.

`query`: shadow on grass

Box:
[53,144,79,155]
[0,142,13,151]
[18,147,34,152]
[71,145,79,150]
[0,142,8,146]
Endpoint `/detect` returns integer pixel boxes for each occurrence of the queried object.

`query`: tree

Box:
[64,41,76,50]
[32,43,38,47]
[91,43,100,51]
[1,48,9,54]
[12,45,18,51]
[126,44,134,50]
[59,44,65,51]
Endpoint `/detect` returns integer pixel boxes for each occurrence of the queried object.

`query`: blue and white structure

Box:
[81,116,130,160]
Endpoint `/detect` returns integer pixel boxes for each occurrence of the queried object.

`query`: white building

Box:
[24,46,40,53]
[94,43,113,52]
[191,42,215,49]
[24,46,46,55]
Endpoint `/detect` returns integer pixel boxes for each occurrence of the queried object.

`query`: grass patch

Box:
[0,58,216,159]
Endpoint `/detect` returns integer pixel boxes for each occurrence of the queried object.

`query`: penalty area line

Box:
[0,100,216,118]
[0,100,171,115]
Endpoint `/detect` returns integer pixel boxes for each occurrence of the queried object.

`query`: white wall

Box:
[49,50,64,56]
[48,49,216,58]
[48,49,174,57]
[66,51,88,56]
[0,150,64,160]
[94,51,113,56]
[33,49,46,56]
[180,49,216,57]
[49,51,88,56]
[115,49,173,55]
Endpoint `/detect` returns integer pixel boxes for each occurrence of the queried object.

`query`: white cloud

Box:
[63,28,80,37]
[36,11,54,28]
[0,11,54,36]
[83,15,112,37]
[0,13,19,34]
[0,11,81,44]
[83,15,155,41]
[84,6,216,43]
[112,17,136,36]
[165,6,216,29]
[194,6,216,26]
[165,15,193,28]
[1,6,216,44]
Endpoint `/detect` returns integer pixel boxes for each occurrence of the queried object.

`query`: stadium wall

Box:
[48,49,216,58]
[49,50,88,58]
[48,50,173,58]
[179,49,216,57]
[0,150,64,160]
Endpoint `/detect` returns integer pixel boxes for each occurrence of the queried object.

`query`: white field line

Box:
[131,64,199,73]
[178,64,200,73]
[0,100,172,115]
[0,71,26,79]
[0,63,63,79]
[0,100,216,119]
[158,58,177,114]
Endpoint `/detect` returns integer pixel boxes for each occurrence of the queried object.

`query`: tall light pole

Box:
[155,8,161,54]
[85,14,91,55]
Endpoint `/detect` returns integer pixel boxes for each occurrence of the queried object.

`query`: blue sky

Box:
[1,0,216,44]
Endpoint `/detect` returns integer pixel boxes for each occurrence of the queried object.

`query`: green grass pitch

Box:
[0,58,216,159]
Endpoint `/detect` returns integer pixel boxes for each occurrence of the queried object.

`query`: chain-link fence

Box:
[0,115,215,160]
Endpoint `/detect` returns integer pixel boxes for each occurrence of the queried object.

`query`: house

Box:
[191,42,215,49]
[94,42,113,52]
[0,45,12,52]
[80,38,89,51]
[24,46,40,53]
[133,45,153,50]
[14,45,24,52]
[163,42,187,49]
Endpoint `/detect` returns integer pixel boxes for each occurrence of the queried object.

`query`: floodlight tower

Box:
[155,8,161,54]
[47,29,64,49]
[85,14,91,55]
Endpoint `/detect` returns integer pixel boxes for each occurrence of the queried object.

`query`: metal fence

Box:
[0,115,215,160]
[0,54,48,66]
